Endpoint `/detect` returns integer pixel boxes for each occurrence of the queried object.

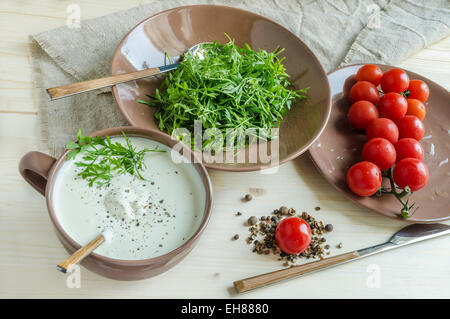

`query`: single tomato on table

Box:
[366,118,399,144]
[356,64,383,86]
[349,81,380,104]
[362,137,396,170]
[395,138,424,162]
[347,101,379,130]
[347,161,382,197]
[408,80,429,102]
[275,217,312,255]
[377,92,408,121]
[396,115,425,141]
[380,68,409,93]
[393,158,429,191]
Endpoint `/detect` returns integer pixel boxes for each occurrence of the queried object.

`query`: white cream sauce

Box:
[52,136,206,260]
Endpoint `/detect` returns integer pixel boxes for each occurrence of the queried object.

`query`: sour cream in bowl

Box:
[19,127,213,280]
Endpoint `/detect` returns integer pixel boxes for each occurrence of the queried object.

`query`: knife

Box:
[233,223,450,293]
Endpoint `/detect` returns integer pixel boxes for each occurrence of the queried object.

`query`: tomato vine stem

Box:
[377,167,418,219]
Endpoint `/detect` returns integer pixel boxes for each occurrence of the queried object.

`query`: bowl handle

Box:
[19,152,57,196]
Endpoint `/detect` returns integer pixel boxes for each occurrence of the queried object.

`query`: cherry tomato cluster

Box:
[346,65,430,216]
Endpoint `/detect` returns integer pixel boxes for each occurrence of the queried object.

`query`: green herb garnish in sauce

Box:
[65,129,164,186]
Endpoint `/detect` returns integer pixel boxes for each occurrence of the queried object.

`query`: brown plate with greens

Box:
[110,5,331,171]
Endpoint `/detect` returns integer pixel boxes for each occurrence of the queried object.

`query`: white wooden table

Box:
[0,0,449,298]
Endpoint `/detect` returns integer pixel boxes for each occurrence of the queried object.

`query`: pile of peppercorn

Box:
[244,207,335,266]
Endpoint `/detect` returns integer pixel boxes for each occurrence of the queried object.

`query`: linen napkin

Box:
[29,0,450,154]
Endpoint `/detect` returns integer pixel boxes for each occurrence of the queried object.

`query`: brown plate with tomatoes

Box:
[309,64,450,223]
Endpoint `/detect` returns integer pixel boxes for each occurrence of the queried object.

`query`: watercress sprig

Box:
[137,35,308,151]
[65,129,164,186]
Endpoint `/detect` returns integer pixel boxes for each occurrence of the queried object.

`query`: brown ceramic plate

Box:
[309,64,450,223]
[111,5,331,171]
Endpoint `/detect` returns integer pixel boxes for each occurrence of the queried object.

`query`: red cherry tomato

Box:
[408,80,429,102]
[366,118,399,144]
[356,64,383,86]
[377,92,408,121]
[380,68,410,93]
[349,81,380,104]
[394,138,424,162]
[406,98,426,121]
[347,101,379,130]
[362,138,396,170]
[347,161,382,197]
[393,158,429,191]
[396,115,425,141]
[275,217,312,255]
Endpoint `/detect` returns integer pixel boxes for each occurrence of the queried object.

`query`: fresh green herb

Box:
[137,36,308,151]
[65,129,164,186]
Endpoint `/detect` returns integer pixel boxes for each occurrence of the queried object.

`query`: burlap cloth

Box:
[29,0,450,155]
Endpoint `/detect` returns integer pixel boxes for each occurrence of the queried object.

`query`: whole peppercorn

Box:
[325,224,334,232]
[279,206,288,215]
[248,216,258,226]
[244,194,253,201]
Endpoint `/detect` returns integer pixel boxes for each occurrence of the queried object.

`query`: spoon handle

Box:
[56,234,105,273]
[46,63,179,100]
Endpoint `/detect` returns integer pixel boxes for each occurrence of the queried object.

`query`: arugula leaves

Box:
[65,129,164,186]
[137,36,308,151]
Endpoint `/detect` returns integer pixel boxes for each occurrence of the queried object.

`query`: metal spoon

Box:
[46,42,210,100]
[234,223,450,293]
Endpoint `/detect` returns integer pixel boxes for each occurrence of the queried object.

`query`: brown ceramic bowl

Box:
[19,127,213,280]
[111,4,331,172]
[309,64,450,223]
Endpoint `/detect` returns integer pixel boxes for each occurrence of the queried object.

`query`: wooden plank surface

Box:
[0,0,449,298]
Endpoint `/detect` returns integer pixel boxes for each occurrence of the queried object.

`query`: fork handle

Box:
[46,63,179,100]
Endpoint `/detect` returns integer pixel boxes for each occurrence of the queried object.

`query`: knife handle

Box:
[46,64,178,100]
[233,251,360,293]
